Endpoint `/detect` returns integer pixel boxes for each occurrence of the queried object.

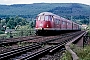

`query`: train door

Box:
[50,16,54,29]
[61,21,67,30]
[52,18,56,30]
[54,18,60,30]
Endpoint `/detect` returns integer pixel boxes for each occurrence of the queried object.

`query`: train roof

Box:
[38,12,61,18]
[38,12,72,21]
[38,12,55,16]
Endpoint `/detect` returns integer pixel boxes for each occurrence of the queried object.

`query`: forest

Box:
[0,3,90,18]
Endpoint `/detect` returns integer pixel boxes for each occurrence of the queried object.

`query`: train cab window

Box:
[38,16,45,21]
[38,15,52,21]
[45,16,48,21]
[41,16,44,21]
[38,16,41,21]
[45,15,52,21]
[48,16,52,21]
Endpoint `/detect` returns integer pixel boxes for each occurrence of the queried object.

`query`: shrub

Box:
[0,31,4,34]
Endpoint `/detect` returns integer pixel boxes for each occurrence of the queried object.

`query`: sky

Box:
[0,0,90,5]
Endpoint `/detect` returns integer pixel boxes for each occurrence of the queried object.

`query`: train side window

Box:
[67,22,69,25]
[51,16,54,21]
[59,20,60,24]
[67,22,70,25]
[55,19,60,24]
[62,21,66,25]
[57,19,60,24]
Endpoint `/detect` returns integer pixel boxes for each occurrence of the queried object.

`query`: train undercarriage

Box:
[35,29,80,36]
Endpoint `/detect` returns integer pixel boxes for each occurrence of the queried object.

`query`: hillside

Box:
[0,3,90,19]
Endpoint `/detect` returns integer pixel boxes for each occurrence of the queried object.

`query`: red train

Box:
[35,12,81,35]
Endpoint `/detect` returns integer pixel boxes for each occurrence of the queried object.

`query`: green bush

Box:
[76,45,90,60]
[61,51,72,60]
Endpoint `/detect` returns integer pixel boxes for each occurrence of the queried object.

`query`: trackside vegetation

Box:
[61,44,90,60]
[61,26,90,60]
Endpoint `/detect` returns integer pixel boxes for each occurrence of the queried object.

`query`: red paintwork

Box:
[36,21,52,28]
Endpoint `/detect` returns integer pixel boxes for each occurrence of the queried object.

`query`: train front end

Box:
[35,12,53,35]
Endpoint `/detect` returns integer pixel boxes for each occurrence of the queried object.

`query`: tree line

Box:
[0,16,35,34]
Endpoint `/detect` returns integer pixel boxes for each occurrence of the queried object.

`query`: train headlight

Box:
[47,24,49,27]
[40,24,43,26]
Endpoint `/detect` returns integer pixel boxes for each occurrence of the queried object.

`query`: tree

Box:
[5,16,28,29]
[0,18,1,23]
[14,16,28,26]
[7,18,15,29]
[5,17,10,24]
[80,19,89,24]
[1,19,6,25]
[30,21,35,28]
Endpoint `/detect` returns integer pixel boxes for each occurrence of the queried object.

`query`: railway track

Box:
[12,44,65,60]
[0,43,41,60]
[0,31,86,60]
[0,33,68,54]
[0,35,42,46]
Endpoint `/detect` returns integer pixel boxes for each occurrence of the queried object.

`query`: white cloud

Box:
[0,0,90,5]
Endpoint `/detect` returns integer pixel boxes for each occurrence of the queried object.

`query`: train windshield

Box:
[41,16,44,21]
[45,16,48,21]
[37,15,52,21]
[37,16,41,20]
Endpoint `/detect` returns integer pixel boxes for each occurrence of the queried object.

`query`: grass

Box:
[77,45,90,60]
[60,51,72,60]
[61,44,90,60]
